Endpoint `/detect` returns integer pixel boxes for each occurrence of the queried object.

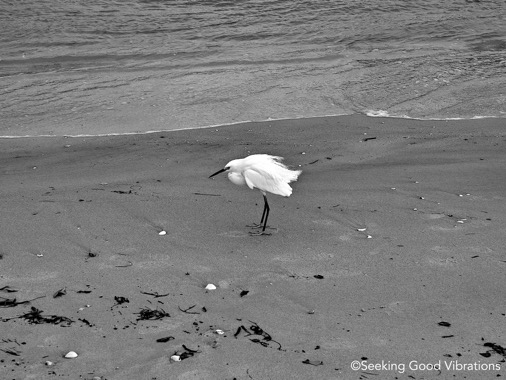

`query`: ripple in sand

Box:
[384,301,414,317]
[426,213,446,219]
[218,230,249,238]
[320,339,357,350]
[425,256,458,268]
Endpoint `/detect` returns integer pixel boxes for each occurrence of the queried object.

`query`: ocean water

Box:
[1,0,505,136]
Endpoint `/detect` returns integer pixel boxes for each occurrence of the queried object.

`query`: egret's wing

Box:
[243,163,301,197]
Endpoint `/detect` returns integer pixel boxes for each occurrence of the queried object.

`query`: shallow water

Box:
[1,0,505,136]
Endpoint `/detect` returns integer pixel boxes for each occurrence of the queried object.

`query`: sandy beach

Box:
[1,114,506,379]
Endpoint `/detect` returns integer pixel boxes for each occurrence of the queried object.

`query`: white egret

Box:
[209,154,302,235]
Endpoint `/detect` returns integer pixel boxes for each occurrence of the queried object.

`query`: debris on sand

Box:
[135,307,170,321]
[3,306,74,326]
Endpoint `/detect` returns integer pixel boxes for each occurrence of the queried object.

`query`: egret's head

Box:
[210,158,244,178]
[209,163,231,178]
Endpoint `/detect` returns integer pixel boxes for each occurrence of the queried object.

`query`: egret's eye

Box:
[225,166,231,170]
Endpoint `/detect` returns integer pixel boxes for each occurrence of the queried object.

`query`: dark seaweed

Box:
[135,307,170,321]
[0,298,18,308]
[302,359,323,366]
[78,318,93,327]
[53,287,67,298]
[483,342,506,358]
[156,336,175,343]
[113,296,129,306]
[0,295,45,308]
[0,286,18,293]
[177,344,201,360]
[5,307,74,326]
[239,290,249,297]
[234,321,283,350]
[438,321,451,327]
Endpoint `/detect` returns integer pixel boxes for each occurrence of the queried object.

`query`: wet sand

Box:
[1,114,505,379]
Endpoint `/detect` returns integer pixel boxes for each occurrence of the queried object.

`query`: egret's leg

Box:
[246,194,268,229]
[259,199,268,225]
[249,195,272,236]
[261,195,270,231]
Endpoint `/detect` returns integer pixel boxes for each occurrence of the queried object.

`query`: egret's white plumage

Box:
[209,154,301,235]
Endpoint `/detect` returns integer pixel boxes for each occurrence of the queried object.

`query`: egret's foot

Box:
[248,230,272,236]
[246,223,275,230]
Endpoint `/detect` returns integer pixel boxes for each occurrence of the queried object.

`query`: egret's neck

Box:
[228,172,246,186]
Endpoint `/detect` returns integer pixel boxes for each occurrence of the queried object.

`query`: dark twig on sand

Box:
[141,291,170,298]
[178,304,200,314]
[0,348,21,356]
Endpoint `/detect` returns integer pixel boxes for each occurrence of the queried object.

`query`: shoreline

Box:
[1,112,505,139]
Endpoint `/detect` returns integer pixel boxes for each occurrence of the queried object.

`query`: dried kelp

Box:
[113,296,129,307]
[302,359,324,366]
[78,318,94,327]
[0,295,45,308]
[234,321,283,350]
[156,336,175,343]
[3,307,73,326]
[135,307,170,321]
[482,342,506,358]
[0,286,18,293]
[174,344,201,360]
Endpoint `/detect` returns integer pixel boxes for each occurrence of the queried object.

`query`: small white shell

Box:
[64,351,78,359]
[170,355,181,362]
[367,235,372,239]
[158,230,167,236]
[205,284,217,290]
[357,228,366,232]
[45,361,54,366]
[215,329,225,335]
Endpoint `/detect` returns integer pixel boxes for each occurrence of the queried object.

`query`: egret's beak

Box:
[209,168,227,178]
